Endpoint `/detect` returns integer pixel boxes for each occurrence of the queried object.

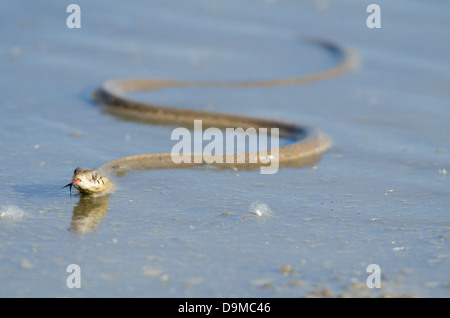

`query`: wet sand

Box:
[0,0,449,297]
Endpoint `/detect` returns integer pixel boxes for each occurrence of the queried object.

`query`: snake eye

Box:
[92,172,98,179]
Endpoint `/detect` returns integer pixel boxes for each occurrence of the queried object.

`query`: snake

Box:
[64,40,358,196]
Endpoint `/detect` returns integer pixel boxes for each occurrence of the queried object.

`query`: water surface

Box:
[0,0,449,297]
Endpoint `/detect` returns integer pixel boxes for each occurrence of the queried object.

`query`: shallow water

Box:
[0,0,449,297]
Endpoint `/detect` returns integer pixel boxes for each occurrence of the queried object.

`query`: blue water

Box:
[0,0,449,297]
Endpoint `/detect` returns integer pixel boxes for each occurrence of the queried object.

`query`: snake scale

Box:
[65,40,358,196]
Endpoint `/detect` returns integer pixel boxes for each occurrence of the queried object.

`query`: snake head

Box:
[63,167,113,196]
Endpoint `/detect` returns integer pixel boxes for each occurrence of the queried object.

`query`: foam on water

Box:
[0,205,28,222]
[249,201,273,217]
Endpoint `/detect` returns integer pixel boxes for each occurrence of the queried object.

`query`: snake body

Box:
[66,40,358,196]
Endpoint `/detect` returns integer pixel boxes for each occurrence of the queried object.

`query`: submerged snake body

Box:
[67,41,358,196]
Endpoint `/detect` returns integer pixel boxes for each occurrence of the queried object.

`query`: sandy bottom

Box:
[0,0,449,297]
